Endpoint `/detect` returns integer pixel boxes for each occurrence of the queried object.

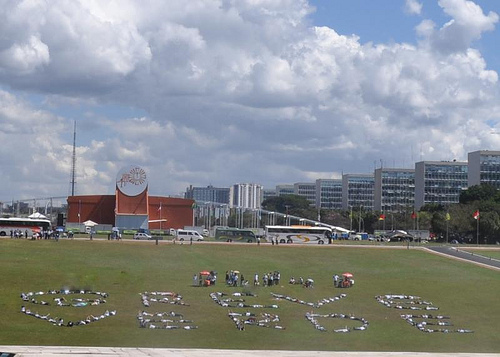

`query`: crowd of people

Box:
[253,271,280,286]
[140,291,188,307]
[11,229,67,240]
[20,306,116,328]
[194,271,217,287]
[306,312,369,332]
[375,294,437,310]
[225,270,244,286]
[271,292,347,308]
[21,289,108,307]
[210,291,278,309]
[137,310,198,330]
[228,310,285,331]
[376,294,473,333]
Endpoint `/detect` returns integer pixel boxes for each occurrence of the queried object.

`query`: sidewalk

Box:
[1,346,499,357]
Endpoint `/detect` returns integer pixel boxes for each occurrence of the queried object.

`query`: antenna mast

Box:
[70,120,77,196]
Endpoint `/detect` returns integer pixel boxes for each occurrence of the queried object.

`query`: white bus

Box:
[0,217,52,237]
[265,225,333,245]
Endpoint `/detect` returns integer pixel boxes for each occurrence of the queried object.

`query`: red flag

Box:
[411,211,417,220]
[379,214,386,221]
[473,210,479,220]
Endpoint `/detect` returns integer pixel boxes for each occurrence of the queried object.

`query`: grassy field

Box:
[0,239,499,353]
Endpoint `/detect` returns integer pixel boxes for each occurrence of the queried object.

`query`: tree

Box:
[261,195,312,215]
[459,184,498,204]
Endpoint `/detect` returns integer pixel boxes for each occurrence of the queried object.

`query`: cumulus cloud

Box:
[417,0,499,54]
[0,0,498,201]
[405,0,423,15]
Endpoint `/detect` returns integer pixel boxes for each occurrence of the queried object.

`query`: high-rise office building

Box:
[374,168,415,212]
[414,161,468,209]
[468,150,500,189]
[294,182,316,205]
[262,188,277,201]
[342,174,374,210]
[316,179,343,209]
[184,185,230,204]
[230,183,263,209]
[276,184,294,196]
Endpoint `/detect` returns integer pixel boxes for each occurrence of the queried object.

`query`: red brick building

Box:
[66,195,194,230]
[66,165,194,230]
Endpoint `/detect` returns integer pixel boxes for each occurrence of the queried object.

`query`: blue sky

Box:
[0,0,499,203]
[310,0,499,71]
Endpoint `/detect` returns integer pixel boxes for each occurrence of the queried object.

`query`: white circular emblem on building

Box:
[116,165,148,196]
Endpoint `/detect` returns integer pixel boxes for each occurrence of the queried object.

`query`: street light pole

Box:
[349,206,353,231]
[358,205,362,232]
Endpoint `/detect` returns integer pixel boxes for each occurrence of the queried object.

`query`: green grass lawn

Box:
[0,239,499,352]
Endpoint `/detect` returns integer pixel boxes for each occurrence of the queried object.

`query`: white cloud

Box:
[405,0,423,15]
[0,35,50,74]
[416,0,499,54]
[0,0,498,201]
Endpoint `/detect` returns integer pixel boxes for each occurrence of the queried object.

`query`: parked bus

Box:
[265,225,332,244]
[215,227,256,243]
[0,217,51,237]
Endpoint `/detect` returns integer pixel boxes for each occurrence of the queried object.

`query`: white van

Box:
[176,229,204,242]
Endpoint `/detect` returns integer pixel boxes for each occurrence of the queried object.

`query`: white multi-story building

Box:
[342,174,374,211]
[229,183,263,209]
[294,182,316,205]
[414,161,468,210]
[468,150,500,189]
[374,168,415,212]
[316,179,343,209]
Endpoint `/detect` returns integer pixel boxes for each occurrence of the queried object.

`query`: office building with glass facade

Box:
[374,168,415,212]
[184,185,230,204]
[315,179,343,209]
[342,174,374,210]
[414,161,468,209]
[262,189,277,201]
[276,184,294,196]
[294,182,316,205]
[468,150,500,189]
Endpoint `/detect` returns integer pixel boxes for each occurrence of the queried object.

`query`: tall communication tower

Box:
[70,120,77,196]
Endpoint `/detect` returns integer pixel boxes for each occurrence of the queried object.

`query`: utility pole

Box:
[70,120,77,196]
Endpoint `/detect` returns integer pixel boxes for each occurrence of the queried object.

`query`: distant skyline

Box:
[0,0,499,201]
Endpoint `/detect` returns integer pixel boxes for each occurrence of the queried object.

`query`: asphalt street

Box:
[425,246,500,270]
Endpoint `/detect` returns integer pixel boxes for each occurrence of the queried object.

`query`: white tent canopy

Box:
[83,220,98,226]
[28,212,48,219]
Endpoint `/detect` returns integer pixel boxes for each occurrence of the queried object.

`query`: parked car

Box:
[133,232,152,240]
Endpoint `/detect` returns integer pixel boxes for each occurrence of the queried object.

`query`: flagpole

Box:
[445,210,449,244]
[476,215,479,246]
[159,202,162,232]
[446,216,449,244]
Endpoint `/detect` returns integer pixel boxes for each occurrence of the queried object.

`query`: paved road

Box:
[425,246,500,271]
[1,346,499,357]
